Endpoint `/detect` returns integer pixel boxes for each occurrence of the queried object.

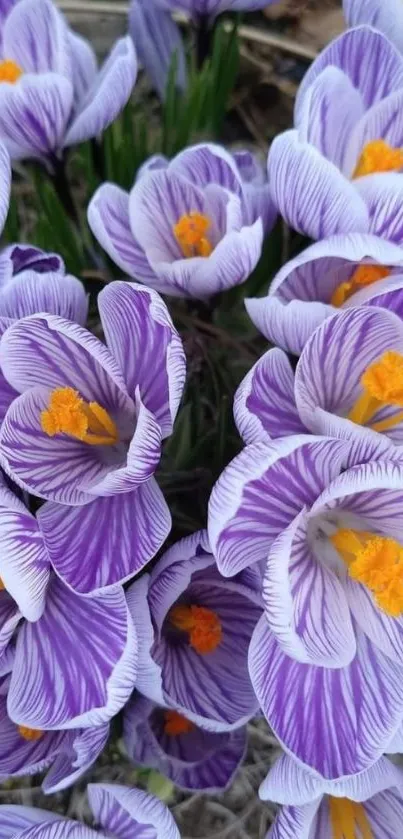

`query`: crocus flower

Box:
[126,530,262,732]
[0,281,185,593]
[262,752,403,839]
[343,0,403,55]
[245,233,403,356]
[129,0,187,100]
[0,783,180,838]
[0,648,110,793]
[0,476,137,731]
[209,433,403,777]
[269,26,403,241]
[88,143,268,299]
[0,0,137,162]
[235,306,403,458]
[124,695,246,791]
[150,0,279,15]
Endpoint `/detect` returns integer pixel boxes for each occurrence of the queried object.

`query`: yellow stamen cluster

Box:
[164,710,195,736]
[328,797,373,839]
[330,264,390,308]
[0,59,23,84]
[331,529,403,617]
[41,387,118,446]
[353,139,403,178]
[347,351,403,432]
[173,212,213,259]
[18,725,43,742]
[170,604,222,654]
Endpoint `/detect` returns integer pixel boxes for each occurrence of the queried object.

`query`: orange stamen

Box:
[353,139,403,178]
[331,529,403,617]
[330,264,390,307]
[0,59,23,84]
[170,604,222,654]
[164,710,195,736]
[41,387,118,446]
[173,212,213,259]
[329,797,373,838]
[18,725,43,742]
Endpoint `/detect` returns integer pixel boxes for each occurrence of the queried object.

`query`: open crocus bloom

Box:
[269,26,403,241]
[0,783,180,838]
[262,753,403,839]
[0,282,184,593]
[245,233,403,356]
[126,530,262,732]
[88,143,269,299]
[343,0,403,55]
[0,649,110,793]
[234,306,403,460]
[124,695,246,792]
[0,0,137,161]
[209,434,403,776]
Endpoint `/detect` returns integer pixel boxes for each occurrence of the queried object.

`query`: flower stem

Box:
[49,154,79,225]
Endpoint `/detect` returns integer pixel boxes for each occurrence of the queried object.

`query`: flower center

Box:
[353,139,403,178]
[173,212,213,259]
[331,529,403,616]
[41,387,119,446]
[163,710,195,736]
[347,351,403,432]
[0,59,23,84]
[329,797,373,838]
[18,725,43,741]
[330,264,390,307]
[169,604,222,654]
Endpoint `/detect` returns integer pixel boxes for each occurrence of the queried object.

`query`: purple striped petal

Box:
[38,479,171,594]
[0,806,63,839]
[4,244,64,277]
[98,282,186,437]
[3,0,71,77]
[269,130,369,240]
[65,37,137,147]
[123,696,246,792]
[246,296,334,357]
[42,724,109,794]
[0,692,67,780]
[170,143,242,193]
[0,75,73,160]
[267,803,318,839]
[68,32,97,106]
[346,578,403,665]
[356,173,403,244]
[7,578,137,729]
[295,26,403,119]
[234,348,306,444]
[125,573,164,704]
[295,306,403,444]
[0,475,49,621]
[263,510,356,667]
[249,616,403,777]
[363,790,403,839]
[129,0,186,100]
[0,590,20,661]
[87,184,157,287]
[14,822,96,839]
[87,783,180,839]
[347,88,403,177]
[0,272,88,324]
[0,144,10,239]
[298,66,363,171]
[208,436,348,577]
[343,0,403,54]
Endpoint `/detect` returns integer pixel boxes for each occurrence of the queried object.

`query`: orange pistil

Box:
[164,710,195,736]
[331,529,403,617]
[173,212,213,259]
[330,264,390,307]
[353,139,403,178]
[170,604,222,654]
[0,59,23,84]
[328,797,373,838]
[41,387,119,446]
[18,725,43,742]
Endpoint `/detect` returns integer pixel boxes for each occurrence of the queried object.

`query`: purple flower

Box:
[129,0,187,101]
[235,306,403,460]
[88,143,269,299]
[269,26,403,241]
[209,433,403,777]
[151,0,278,14]
[126,530,262,732]
[246,233,403,355]
[262,753,403,839]
[0,649,109,793]
[0,281,185,594]
[343,0,403,55]
[124,695,246,792]
[0,782,180,838]
[0,0,137,161]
